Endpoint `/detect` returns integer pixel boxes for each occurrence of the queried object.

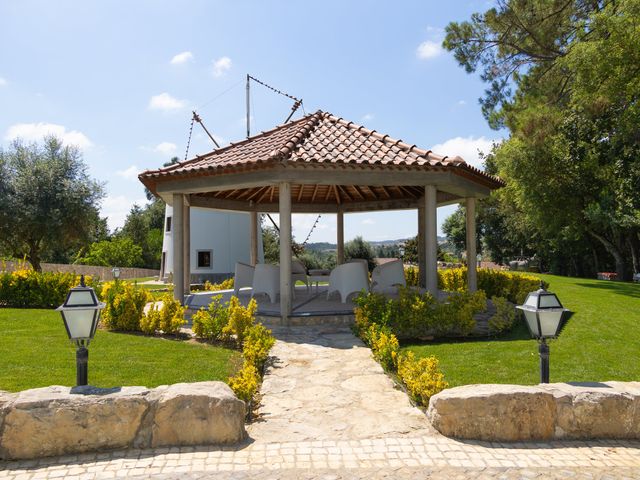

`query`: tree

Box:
[445,0,640,277]
[78,237,143,267]
[344,236,376,272]
[0,137,104,271]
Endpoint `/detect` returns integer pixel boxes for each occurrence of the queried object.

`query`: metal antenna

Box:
[246,74,251,139]
[192,111,220,149]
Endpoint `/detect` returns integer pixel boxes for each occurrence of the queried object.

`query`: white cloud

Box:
[361,113,375,122]
[116,165,140,180]
[212,56,232,77]
[101,195,148,231]
[170,51,194,65]
[148,92,186,111]
[0,76,7,87]
[431,136,500,169]
[4,122,93,149]
[154,142,177,155]
[457,100,467,106]
[416,40,443,60]
[362,218,376,225]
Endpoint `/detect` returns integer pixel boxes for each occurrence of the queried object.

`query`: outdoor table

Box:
[308,269,331,293]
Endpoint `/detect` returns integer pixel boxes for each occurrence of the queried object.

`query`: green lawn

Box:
[0,308,241,392]
[404,274,640,387]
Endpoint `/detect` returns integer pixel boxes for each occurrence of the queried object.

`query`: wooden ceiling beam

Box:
[338,185,354,202]
[351,185,366,201]
[311,184,319,203]
[296,184,305,202]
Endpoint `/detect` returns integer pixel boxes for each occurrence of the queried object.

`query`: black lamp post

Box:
[516,281,571,383]
[56,275,105,386]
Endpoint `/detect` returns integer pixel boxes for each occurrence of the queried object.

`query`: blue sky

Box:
[0,0,502,243]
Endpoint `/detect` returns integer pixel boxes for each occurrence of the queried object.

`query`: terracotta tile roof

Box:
[139,110,503,187]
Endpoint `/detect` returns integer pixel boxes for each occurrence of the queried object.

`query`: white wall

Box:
[161,205,264,281]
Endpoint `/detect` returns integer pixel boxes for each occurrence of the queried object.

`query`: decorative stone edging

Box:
[427,381,640,441]
[0,382,245,460]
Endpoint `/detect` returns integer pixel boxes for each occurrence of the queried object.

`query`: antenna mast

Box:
[246,74,251,139]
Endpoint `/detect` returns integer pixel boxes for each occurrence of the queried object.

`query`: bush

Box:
[344,236,376,272]
[397,351,448,407]
[0,268,100,308]
[192,295,229,340]
[367,324,400,372]
[242,323,275,371]
[355,287,486,340]
[404,265,419,287]
[488,296,516,334]
[101,281,149,331]
[228,362,260,404]
[438,268,544,304]
[203,277,234,291]
[222,296,258,347]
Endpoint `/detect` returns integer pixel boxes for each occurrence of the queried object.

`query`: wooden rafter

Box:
[351,185,366,201]
[333,185,341,205]
[379,186,391,199]
[296,184,305,202]
[247,186,269,202]
[325,185,333,202]
[338,185,353,202]
[270,186,276,203]
[311,184,319,202]
[257,186,272,203]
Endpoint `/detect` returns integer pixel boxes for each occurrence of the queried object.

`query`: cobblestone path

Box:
[1,326,639,479]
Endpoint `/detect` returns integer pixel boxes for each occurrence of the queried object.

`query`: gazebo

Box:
[139,111,503,324]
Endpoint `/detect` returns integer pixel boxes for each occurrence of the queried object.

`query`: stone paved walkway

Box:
[1,326,640,479]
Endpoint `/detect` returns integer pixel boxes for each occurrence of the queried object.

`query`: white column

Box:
[466,197,477,292]
[183,200,190,294]
[279,182,292,325]
[417,203,426,288]
[424,186,438,297]
[337,210,344,265]
[172,193,184,304]
[250,211,259,266]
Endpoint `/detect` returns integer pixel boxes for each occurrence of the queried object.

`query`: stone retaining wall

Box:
[427,381,640,441]
[0,382,245,460]
[1,260,160,280]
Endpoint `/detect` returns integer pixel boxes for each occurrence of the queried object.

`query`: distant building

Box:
[160,205,263,283]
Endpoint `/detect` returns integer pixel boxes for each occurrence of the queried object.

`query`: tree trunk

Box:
[26,241,42,272]
[628,235,640,274]
[588,230,626,279]
[591,246,600,274]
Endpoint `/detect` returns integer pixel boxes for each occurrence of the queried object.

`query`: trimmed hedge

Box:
[0,269,100,308]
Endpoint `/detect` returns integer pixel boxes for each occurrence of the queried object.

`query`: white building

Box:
[160,205,263,283]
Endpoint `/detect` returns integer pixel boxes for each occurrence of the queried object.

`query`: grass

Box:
[404,274,640,387]
[0,308,241,392]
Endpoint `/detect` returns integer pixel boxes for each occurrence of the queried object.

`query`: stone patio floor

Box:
[1,326,640,479]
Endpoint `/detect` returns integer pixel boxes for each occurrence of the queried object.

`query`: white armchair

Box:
[252,264,280,303]
[371,259,406,293]
[327,262,369,303]
[234,262,255,296]
[292,259,310,292]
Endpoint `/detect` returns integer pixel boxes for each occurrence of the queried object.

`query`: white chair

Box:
[252,264,280,303]
[371,259,406,293]
[292,259,310,292]
[234,262,255,296]
[327,262,369,303]
[347,258,369,272]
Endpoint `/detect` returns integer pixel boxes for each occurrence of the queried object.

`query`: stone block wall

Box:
[1,260,160,280]
[427,381,640,441]
[0,382,246,460]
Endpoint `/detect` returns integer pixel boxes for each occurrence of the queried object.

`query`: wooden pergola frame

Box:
[140,111,503,324]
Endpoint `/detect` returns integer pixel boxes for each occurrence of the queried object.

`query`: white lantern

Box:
[57,276,105,346]
[516,283,569,339]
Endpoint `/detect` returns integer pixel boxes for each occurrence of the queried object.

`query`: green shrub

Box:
[242,324,275,371]
[488,296,516,334]
[228,362,260,404]
[101,281,149,331]
[222,296,258,347]
[192,295,230,340]
[404,265,419,287]
[355,287,486,340]
[438,268,544,304]
[397,351,448,407]
[203,277,234,291]
[0,268,100,308]
[140,305,161,334]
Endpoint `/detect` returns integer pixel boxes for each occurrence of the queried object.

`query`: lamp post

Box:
[516,281,571,383]
[56,275,105,387]
[111,267,121,281]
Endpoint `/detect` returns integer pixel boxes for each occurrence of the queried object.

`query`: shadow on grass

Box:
[574,281,640,299]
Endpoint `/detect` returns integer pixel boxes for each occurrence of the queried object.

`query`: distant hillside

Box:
[305,236,447,252]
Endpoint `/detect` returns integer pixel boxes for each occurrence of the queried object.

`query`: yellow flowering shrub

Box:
[101,281,149,331]
[242,324,275,371]
[0,267,100,308]
[222,296,258,347]
[203,277,234,291]
[397,351,448,407]
[228,362,260,404]
[192,295,229,340]
[368,324,400,372]
[404,265,419,287]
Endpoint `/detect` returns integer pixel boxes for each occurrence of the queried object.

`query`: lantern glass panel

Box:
[67,290,95,306]
[63,309,95,339]
[538,309,564,337]
[524,294,539,308]
[539,294,562,308]
[522,309,540,337]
